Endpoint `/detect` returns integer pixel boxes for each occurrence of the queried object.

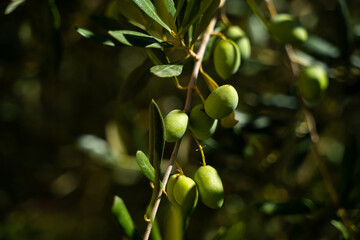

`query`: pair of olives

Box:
[167,165,224,211]
[269,13,308,44]
[213,26,252,80]
[164,85,239,142]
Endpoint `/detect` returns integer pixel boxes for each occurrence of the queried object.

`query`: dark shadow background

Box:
[1,0,360,239]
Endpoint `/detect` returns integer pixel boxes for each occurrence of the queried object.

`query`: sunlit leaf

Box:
[108,30,173,48]
[150,64,183,77]
[135,150,164,189]
[76,27,117,46]
[4,0,25,15]
[112,196,142,240]
[131,0,171,31]
[331,220,350,240]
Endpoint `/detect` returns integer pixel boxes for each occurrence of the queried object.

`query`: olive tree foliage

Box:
[4,0,359,239]
[73,0,360,239]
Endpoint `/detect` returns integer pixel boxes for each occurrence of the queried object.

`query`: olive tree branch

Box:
[259,0,354,235]
[284,43,354,238]
[142,15,218,240]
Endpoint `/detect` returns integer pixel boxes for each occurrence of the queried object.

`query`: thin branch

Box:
[143,140,181,240]
[142,15,219,240]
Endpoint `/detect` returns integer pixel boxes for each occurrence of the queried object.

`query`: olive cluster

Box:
[166,165,224,214]
[164,84,239,142]
[163,84,238,216]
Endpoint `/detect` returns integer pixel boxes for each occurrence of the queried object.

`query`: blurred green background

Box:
[1,0,360,239]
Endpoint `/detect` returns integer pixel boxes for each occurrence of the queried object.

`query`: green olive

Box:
[173,175,198,217]
[189,104,218,140]
[213,39,241,80]
[194,165,224,209]
[269,14,308,44]
[298,65,329,103]
[167,174,180,205]
[164,109,189,142]
[204,84,238,119]
[225,25,251,61]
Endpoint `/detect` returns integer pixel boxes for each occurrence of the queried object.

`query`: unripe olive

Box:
[189,104,218,140]
[225,26,251,61]
[194,165,224,209]
[164,109,189,142]
[269,14,308,44]
[173,175,198,216]
[213,39,241,80]
[167,174,180,205]
[298,65,329,103]
[204,84,238,119]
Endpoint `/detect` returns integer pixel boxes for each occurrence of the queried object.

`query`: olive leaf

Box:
[192,0,221,44]
[4,0,25,15]
[135,150,164,189]
[154,0,177,31]
[108,30,173,48]
[131,0,172,32]
[331,220,350,240]
[112,196,142,240]
[76,27,118,46]
[150,64,183,77]
[145,99,165,219]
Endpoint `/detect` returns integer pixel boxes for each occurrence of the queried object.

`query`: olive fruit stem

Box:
[194,86,206,103]
[143,140,182,240]
[200,65,219,92]
[184,16,218,114]
[143,14,219,240]
[190,131,207,166]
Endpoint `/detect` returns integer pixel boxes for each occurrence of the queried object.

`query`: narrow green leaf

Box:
[150,64,183,77]
[48,0,61,29]
[4,0,25,15]
[331,220,350,239]
[136,150,156,182]
[135,150,164,189]
[112,196,142,240]
[181,0,217,36]
[145,100,165,219]
[148,99,165,184]
[257,199,316,215]
[76,27,117,46]
[131,0,171,31]
[108,30,173,48]
[192,0,221,44]
[154,0,176,31]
